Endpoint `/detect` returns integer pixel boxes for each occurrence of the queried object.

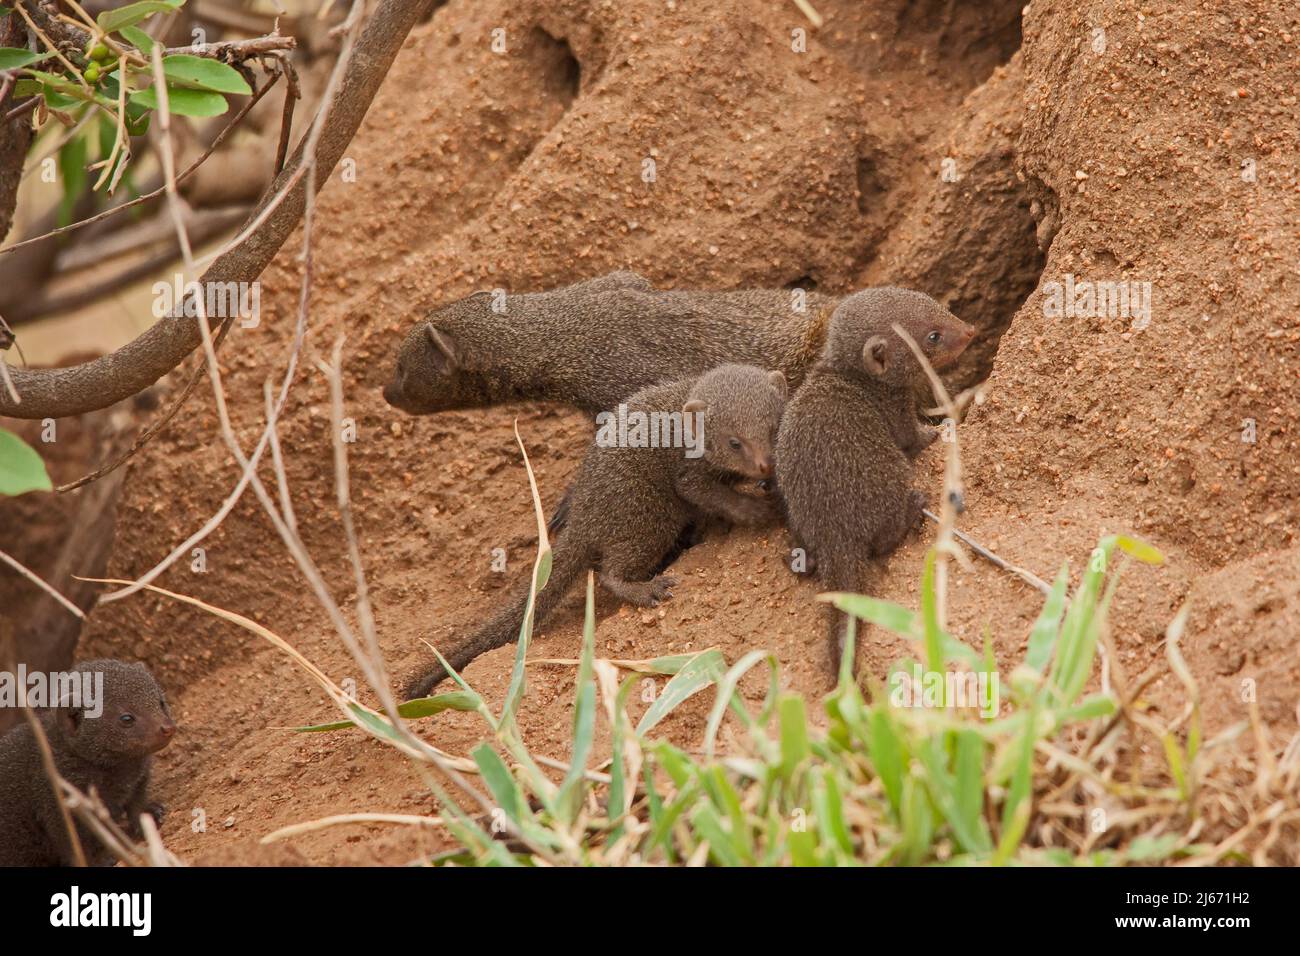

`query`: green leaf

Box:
[824,592,917,636]
[129,84,228,117]
[1053,692,1117,726]
[636,648,726,735]
[13,77,81,111]
[556,572,597,823]
[898,774,935,865]
[953,730,988,844]
[918,731,991,855]
[119,25,157,54]
[161,54,250,94]
[398,690,482,719]
[0,47,51,69]
[0,429,53,496]
[56,134,88,227]
[788,825,818,867]
[97,0,184,35]
[471,743,531,830]
[994,697,1039,864]
[866,707,906,814]
[690,803,745,866]
[1024,563,1069,673]
[293,690,480,731]
[1114,534,1164,566]
[920,550,944,674]
[702,649,769,757]
[702,765,752,863]
[777,693,810,781]
[813,767,854,856]
[605,675,637,843]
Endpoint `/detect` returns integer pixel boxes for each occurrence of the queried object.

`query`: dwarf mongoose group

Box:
[386,271,975,686]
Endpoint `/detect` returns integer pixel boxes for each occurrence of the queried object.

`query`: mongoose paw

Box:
[146,802,166,826]
[606,574,678,607]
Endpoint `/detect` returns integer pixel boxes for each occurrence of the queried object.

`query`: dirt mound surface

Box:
[55,0,1298,864]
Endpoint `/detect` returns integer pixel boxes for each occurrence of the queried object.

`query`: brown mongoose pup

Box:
[775,289,975,673]
[0,659,176,867]
[382,271,833,415]
[405,364,789,699]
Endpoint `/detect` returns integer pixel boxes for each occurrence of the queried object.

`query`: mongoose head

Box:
[824,288,975,384]
[56,660,176,763]
[683,364,788,479]
[382,316,481,414]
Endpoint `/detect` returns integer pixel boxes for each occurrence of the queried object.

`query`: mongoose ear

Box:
[425,324,460,368]
[683,398,708,415]
[862,335,889,376]
[766,370,788,399]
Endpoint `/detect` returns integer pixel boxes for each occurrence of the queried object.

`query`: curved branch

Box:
[0,0,431,420]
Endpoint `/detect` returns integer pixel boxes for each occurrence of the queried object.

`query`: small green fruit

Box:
[90,43,111,62]
[83,64,101,84]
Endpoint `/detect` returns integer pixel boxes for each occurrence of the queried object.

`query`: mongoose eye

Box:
[927,331,942,345]
[728,438,742,450]
[119,714,135,726]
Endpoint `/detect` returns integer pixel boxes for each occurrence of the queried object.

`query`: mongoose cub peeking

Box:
[0,659,176,867]
[382,271,833,415]
[775,289,975,674]
[405,364,788,699]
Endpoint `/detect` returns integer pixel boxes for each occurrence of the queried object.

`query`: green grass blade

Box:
[295,690,481,732]
[778,693,811,783]
[499,422,552,731]
[824,592,917,636]
[702,650,771,757]
[1024,563,1069,674]
[556,572,598,822]
[921,549,944,675]
[636,648,727,735]
[867,707,906,815]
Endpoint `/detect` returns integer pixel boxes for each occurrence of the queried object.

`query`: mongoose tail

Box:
[818,553,874,679]
[405,535,594,699]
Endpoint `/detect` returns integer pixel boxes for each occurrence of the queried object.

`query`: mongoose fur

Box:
[0,659,176,867]
[775,289,975,674]
[382,271,832,415]
[405,364,788,699]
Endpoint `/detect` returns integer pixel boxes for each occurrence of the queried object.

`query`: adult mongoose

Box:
[775,289,975,674]
[381,271,833,415]
[405,363,789,699]
[0,659,176,867]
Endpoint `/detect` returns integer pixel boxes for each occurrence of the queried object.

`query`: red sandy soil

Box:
[4,0,1296,864]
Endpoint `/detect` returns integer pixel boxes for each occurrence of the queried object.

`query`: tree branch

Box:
[0,0,432,420]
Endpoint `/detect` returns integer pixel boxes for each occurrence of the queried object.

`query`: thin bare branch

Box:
[0,549,86,620]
